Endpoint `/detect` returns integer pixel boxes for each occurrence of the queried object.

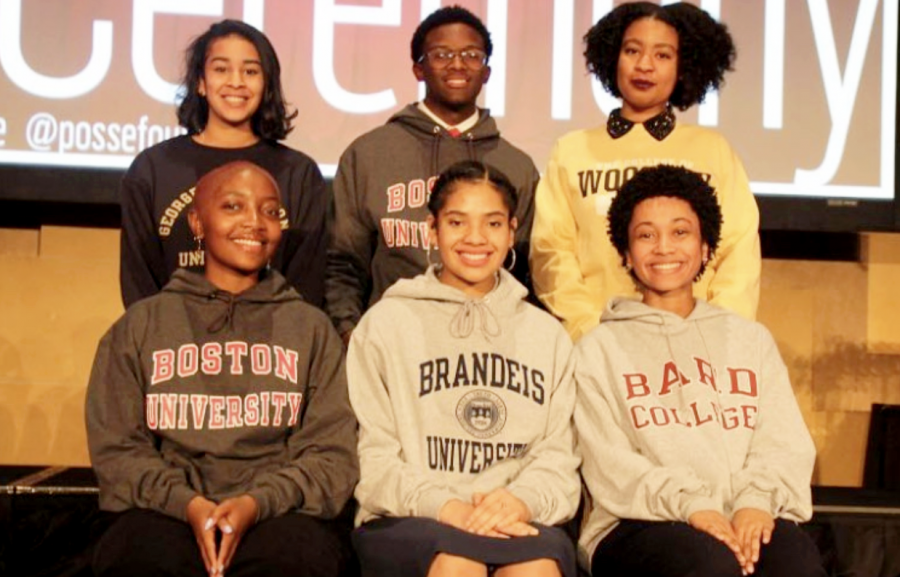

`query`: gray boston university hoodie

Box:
[86,269,358,522]
[326,104,539,336]
[347,268,579,526]
[574,297,815,569]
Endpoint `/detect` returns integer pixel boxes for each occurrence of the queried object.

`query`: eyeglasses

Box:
[420,48,488,69]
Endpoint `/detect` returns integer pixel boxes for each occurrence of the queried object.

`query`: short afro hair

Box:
[584,1,735,110]
[411,5,492,63]
[607,165,722,279]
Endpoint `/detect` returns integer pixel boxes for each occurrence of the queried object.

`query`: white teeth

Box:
[223,96,246,104]
[652,262,681,270]
[460,252,489,263]
[233,239,261,247]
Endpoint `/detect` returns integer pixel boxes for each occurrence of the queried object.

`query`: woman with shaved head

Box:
[88,161,358,577]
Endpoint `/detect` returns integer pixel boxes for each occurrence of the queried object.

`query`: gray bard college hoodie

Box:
[86,269,358,523]
[347,268,580,526]
[574,297,815,568]
[326,104,540,336]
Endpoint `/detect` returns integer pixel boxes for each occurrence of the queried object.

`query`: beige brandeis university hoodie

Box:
[347,267,581,527]
[574,297,815,570]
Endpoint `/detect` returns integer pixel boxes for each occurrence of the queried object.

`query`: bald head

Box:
[193,161,280,214]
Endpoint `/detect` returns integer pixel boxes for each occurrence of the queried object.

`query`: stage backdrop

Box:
[0,0,896,200]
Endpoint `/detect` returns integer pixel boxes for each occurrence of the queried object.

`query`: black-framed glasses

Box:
[420,48,488,69]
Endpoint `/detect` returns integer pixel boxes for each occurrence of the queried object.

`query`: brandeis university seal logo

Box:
[456,390,507,438]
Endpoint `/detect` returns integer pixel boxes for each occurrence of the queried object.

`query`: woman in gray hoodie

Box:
[347,161,580,577]
[87,161,357,577]
[574,165,824,577]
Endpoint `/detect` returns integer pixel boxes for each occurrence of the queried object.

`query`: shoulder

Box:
[490,136,539,172]
[551,127,609,155]
[343,120,418,154]
[251,141,322,174]
[672,123,733,149]
[125,135,193,176]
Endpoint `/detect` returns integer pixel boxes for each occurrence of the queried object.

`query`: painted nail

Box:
[204,518,214,531]
[222,523,233,534]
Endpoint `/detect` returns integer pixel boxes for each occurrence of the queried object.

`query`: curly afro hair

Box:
[411,5,492,63]
[584,2,735,110]
[607,165,722,279]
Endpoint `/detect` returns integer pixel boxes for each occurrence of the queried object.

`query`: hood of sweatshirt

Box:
[386,104,501,176]
[162,268,302,333]
[382,266,527,340]
[600,296,730,335]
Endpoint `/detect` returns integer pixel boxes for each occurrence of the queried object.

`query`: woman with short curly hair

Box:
[530,2,760,342]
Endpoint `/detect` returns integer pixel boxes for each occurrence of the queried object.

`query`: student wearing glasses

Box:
[325,5,539,345]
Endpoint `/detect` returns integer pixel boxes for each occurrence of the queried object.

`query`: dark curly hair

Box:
[607,165,722,279]
[411,5,493,63]
[584,2,735,110]
[177,19,296,140]
[428,160,517,219]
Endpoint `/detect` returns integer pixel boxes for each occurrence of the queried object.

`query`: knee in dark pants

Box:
[685,543,743,577]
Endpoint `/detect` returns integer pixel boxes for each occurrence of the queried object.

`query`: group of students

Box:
[85,3,826,577]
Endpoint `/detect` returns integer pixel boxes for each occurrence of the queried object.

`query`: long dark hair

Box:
[177,19,296,140]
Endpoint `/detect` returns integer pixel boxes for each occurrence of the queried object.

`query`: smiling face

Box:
[626,196,708,315]
[188,163,282,294]
[616,17,679,122]
[414,22,491,125]
[428,181,516,298]
[198,34,264,136]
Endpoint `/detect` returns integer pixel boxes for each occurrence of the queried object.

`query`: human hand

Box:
[465,489,537,538]
[438,499,476,531]
[689,509,747,571]
[732,508,775,574]
[186,496,218,575]
[209,495,258,575]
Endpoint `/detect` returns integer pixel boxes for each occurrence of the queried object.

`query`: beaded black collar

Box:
[606,107,676,141]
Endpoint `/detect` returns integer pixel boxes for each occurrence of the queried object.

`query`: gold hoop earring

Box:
[505,247,517,272]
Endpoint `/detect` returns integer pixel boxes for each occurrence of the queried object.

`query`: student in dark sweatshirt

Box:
[326,6,539,345]
[347,161,579,577]
[119,19,328,310]
[88,161,357,577]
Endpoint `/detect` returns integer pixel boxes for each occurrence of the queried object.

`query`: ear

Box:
[427,214,438,244]
[413,61,425,82]
[481,64,491,85]
[188,209,203,239]
[625,252,633,270]
[701,242,709,263]
[198,78,207,98]
[508,216,517,246]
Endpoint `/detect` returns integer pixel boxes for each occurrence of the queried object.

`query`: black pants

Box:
[591,518,826,577]
[93,508,353,577]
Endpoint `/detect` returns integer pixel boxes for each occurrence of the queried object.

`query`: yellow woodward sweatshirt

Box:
[530,122,760,341]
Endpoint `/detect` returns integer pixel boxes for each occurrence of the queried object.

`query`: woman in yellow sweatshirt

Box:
[530,1,760,341]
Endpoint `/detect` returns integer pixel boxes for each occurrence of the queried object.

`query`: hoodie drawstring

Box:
[207,291,237,333]
[450,299,501,340]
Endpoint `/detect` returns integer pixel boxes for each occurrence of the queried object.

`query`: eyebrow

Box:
[207,56,262,65]
[442,209,508,217]
[622,38,677,51]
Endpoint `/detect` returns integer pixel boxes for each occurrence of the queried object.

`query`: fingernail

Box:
[204,518,214,531]
[222,523,233,535]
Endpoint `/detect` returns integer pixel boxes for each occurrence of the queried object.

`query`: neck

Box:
[193,122,259,149]
[620,103,668,124]
[205,268,260,295]
[422,98,477,127]
[642,290,696,318]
